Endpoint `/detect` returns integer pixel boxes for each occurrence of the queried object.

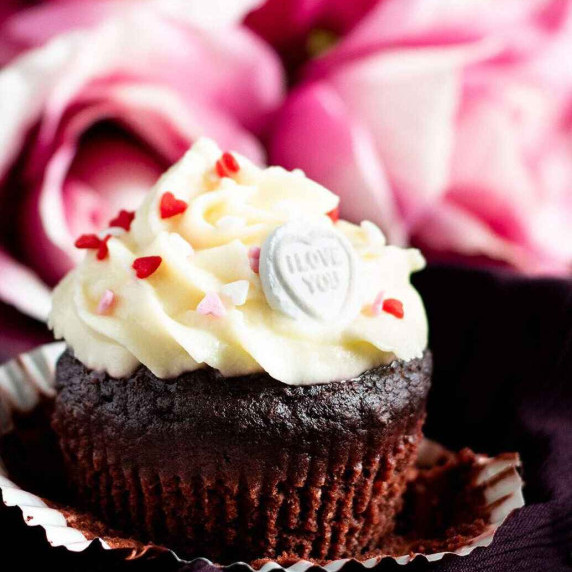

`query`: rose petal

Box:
[322,39,497,229]
[0,300,52,362]
[0,249,51,322]
[0,0,268,63]
[0,32,81,182]
[270,83,405,244]
[245,0,378,70]
[2,10,282,286]
[412,200,572,275]
[36,13,282,146]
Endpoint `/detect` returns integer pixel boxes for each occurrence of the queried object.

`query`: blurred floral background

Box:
[0,0,571,360]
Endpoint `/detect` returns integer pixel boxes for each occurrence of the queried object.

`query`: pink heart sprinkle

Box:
[97,289,115,315]
[248,246,261,274]
[197,292,227,317]
[369,291,385,316]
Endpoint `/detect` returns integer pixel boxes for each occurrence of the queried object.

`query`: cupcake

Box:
[49,138,430,563]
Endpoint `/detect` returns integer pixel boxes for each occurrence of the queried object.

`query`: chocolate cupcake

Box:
[49,138,431,563]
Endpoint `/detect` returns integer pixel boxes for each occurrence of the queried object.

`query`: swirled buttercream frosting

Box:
[49,138,428,385]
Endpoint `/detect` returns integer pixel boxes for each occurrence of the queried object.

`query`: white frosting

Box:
[49,138,428,385]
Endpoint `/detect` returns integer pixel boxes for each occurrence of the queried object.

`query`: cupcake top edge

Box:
[48,137,428,386]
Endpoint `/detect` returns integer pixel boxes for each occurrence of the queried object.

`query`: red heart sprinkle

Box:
[222,152,239,173]
[96,235,112,261]
[160,192,188,219]
[109,209,135,231]
[74,234,101,249]
[215,152,240,178]
[132,256,162,279]
[382,298,404,319]
[327,206,339,223]
[215,159,226,178]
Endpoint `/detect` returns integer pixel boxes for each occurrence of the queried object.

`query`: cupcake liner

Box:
[0,343,525,569]
[54,396,424,561]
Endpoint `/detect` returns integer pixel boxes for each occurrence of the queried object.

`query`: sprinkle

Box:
[216,215,245,230]
[215,152,240,178]
[215,161,226,178]
[274,200,301,218]
[369,291,385,316]
[98,226,125,239]
[197,292,227,317]
[383,298,404,319]
[168,233,194,257]
[215,161,225,178]
[220,280,249,306]
[97,289,115,315]
[96,235,112,260]
[248,246,261,273]
[223,152,240,173]
[74,234,101,249]
[361,221,386,247]
[132,256,162,279]
[327,206,339,223]
[109,210,135,231]
[160,192,188,219]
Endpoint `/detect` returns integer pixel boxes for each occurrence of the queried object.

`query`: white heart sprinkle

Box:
[274,200,303,218]
[220,280,250,306]
[216,215,246,230]
[168,233,194,256]
[98,227,125,239]
[360,221,386,247]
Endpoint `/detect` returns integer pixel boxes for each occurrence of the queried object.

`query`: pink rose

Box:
[0,1,266,63]
[0,1,283,356]
[245,0,378,71]
[269,0,572,274]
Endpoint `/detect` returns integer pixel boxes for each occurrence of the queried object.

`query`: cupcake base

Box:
[52,350,432,562]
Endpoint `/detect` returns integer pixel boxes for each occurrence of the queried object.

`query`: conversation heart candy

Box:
[259,222,358,322]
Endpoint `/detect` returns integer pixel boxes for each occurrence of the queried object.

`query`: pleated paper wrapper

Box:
[0,343,525,569]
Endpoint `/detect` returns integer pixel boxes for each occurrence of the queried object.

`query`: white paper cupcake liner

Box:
[0,343,525,569]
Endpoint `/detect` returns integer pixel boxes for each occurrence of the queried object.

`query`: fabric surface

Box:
[0,265,571,570]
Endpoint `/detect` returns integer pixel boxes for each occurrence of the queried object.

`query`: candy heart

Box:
[259,222,358,322]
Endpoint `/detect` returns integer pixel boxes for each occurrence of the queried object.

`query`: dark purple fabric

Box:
[0,266,571,570]
[410,266,572,571]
